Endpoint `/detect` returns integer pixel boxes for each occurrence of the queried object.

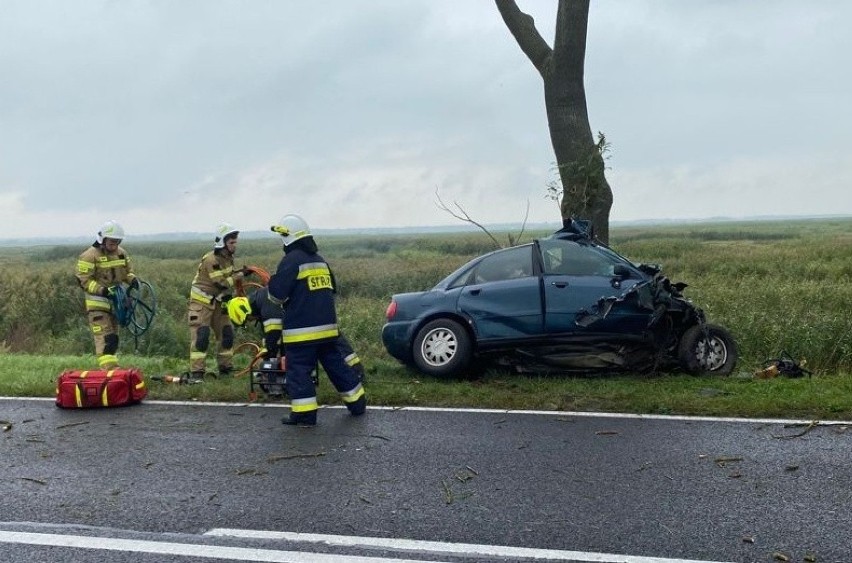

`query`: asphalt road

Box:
[1,397,851,562]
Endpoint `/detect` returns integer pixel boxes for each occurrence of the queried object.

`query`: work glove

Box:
[100,286,116,298]
[129,278,140,290]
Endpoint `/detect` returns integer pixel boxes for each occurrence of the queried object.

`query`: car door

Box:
[538,239,648,335]
[454,244,543,341]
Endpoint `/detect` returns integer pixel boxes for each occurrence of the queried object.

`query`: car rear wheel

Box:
[412,319,473,378]
[678,323,738,376]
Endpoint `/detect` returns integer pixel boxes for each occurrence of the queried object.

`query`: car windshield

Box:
[593,243,642,269]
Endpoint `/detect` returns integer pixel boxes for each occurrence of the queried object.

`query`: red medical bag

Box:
[55,368,148,409]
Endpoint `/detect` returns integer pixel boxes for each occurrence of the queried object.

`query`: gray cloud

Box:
[0,0,849,240]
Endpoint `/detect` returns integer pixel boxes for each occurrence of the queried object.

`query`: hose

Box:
[232,341,264,378]
[231,265,272,380]
[111,280,157,347]
[235,265,271,297]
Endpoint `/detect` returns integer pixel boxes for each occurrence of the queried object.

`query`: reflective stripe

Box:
[190,351,206,361]
[290,397,318,413]
[190,286,215,304]
[85,298,112,311]
[77,260,95,274]
[102,377,110,406]
[98,354,118,368]
[296,263,331,278]
[99,258,128,268]
[282,324,339,344]
[344,353,361,366]
[208,264,237,289]
[340,383,365,403]
[263,318,283,333]
[86,280,100,293]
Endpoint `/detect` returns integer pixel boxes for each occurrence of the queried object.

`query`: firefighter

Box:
[229,287,365,378]
[186,223,246,383]
[75,220,138,369]
[266,214,366,426]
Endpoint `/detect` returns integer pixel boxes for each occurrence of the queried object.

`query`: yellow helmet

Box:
[227,296,251,326]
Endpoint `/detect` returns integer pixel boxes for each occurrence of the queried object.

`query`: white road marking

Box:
[0,528,734,563]
[206,529,733,563]
[7,395,851,427]
[0,530,436,563]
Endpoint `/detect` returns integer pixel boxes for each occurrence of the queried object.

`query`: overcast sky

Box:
[1,1,850,241]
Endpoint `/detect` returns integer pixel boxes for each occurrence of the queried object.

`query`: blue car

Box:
[382,221,737,378]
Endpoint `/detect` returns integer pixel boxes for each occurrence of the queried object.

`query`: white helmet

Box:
[97,220,125,244]
[213,222,239,249]
[270,214,311,247]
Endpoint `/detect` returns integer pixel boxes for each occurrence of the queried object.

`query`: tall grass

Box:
[1,219,850,377]
[611,220,852,373]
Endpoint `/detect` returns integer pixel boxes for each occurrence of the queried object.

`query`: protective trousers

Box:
[188,301,234,374]
[284,339,366,425]
[336,333,364,382]
[87,310,119,369]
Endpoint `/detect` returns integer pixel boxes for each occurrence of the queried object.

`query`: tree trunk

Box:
[496,0,613,243]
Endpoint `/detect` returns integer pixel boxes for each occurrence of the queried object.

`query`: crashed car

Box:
[381,220,737,378]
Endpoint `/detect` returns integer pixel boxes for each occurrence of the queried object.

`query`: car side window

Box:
[540,239,616,276]
[469,245,533,284]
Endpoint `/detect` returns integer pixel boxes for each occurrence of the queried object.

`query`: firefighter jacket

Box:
[190,250,239,308]
[76,243,137,313]
[248,287,284,357]
[267,247,339,346]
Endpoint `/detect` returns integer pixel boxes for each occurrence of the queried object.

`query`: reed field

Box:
[1,218,850,418]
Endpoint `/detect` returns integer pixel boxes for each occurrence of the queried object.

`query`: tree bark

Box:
[496,0,613,243]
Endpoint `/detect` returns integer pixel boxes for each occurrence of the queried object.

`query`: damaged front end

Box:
[506,271,709,375]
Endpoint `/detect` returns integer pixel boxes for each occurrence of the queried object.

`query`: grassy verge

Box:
[2,218,849,419]
[3,353,851,420]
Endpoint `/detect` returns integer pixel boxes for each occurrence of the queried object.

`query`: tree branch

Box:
[506,200,530,247]
[552,0,589,76]
[495,0,552,78]
[435,189,503,249]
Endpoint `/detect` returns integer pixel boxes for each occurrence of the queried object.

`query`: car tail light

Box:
[385,300,397,320]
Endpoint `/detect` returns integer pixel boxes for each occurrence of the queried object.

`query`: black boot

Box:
[282,411,317,427]
[187,371,205,384]
[218,366,233,378]
[347,395,367,416]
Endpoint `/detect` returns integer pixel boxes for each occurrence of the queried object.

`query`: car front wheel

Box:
[678,323,738,376]
[412,319,473,378]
